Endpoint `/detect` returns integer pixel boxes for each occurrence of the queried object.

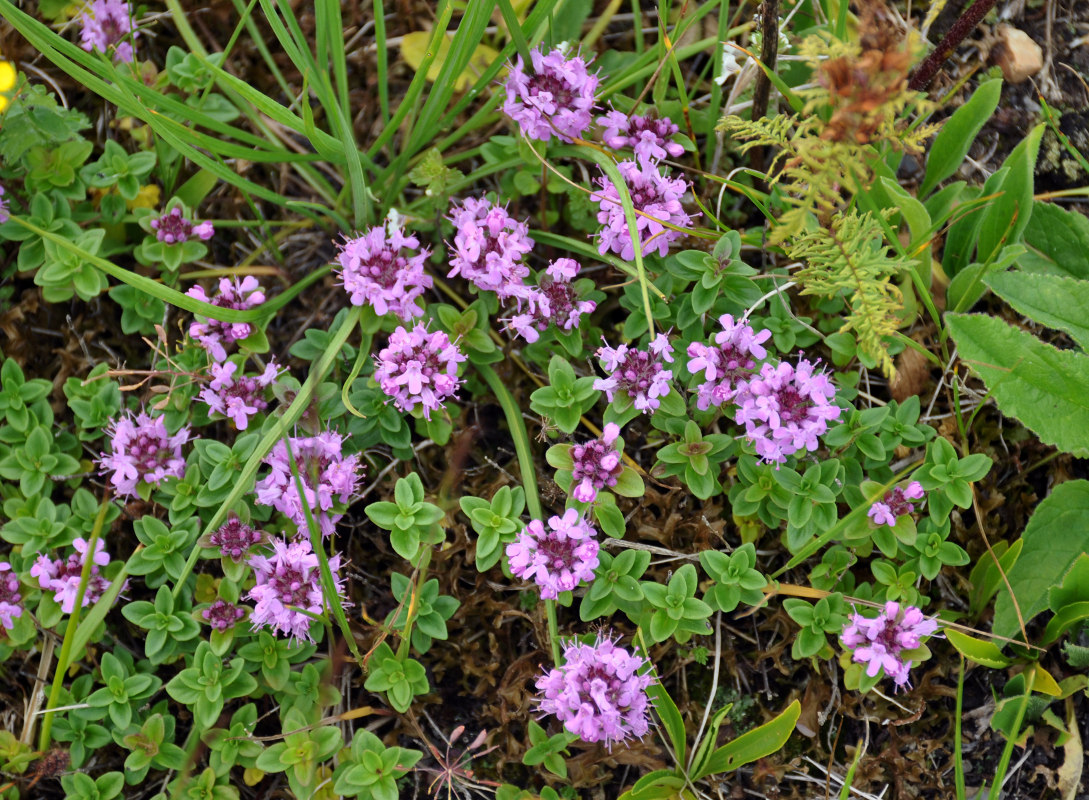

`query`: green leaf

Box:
[920,79,1002,197]
[986,271,1089,350]
[945,628,1012,668]
[691,700,800,780]
[1018,201,1089,279]
[647,678,685,765]
[976,124,1044,264]
[947,313,1089,457]
[993,480,1089,639]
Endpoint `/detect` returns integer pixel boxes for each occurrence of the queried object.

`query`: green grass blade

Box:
[475,363,541,521]
[283,439,367,667]
[170,306,364,601]
[373,0,390,122]
[496,0,533,65]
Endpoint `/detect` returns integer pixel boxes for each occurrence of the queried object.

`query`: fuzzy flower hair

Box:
[569,423,624,504]
[99,410,191,497]
[150,207,214,244]
[599,110,685,162]
[591,158,694,260]
[31,538,114,615]
[841,601,938,688]
[247,536,347,644]
[734,358,841,463]
[254,432,362,537]
[507,258,597,343]
[337,223,432,320]
[373,324,466,420]
[79,0,136,63]
[503,46,599,142]
[594,333,674,413]
[506,509,599,600]
[0,562,23,632]
[687,314,772,410]
[447,197,534,304]
[868,481,925,527]
[536,635,654,748]
[186,276,265,363]
[200,360,280,431]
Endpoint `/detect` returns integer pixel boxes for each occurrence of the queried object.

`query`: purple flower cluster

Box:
[868,481,925,527]
[841,601,938,688]
[507,258,597,343]
[599,111,684,162]
[247,536,347,644]
[99,410,191,497]
[447,197,534,303]
[591,158,694,260]
[150,207,214,244]
[200,360,280,430]
[594,333,674,413]
[0,185,9,224]
[734,358,842,464]
[506,509,599,600]
[202,599,246,632]
[337,223,432,320]
[687,314,772,410]
[207,515,265,562]
[536,635,653,749]
[503,46,599,143]
[0,562,23,632]
[79,0,136,63]
[373,324,466,420]
[254,432,362,537]
[186,276,265,362]
[31,539,114,614]
[570,423,623,503]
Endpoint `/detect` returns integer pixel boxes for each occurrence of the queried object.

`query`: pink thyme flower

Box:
[200,360,280,430]
[447,197,534,303]
[841,601,939,688]
[591,158,694,260]
[206,515,265,562]
[734,358,841,464]
[687,314,772,410]
[599,110,685,162]
[99,410,191,497]
[373,324,466,420]
[336,223,432,320]
[0,562,23,632]
[79,0,136,63]
[0,185,9,224]
[503,46,599,142]
[570,423,623,503]
[30,538,114,615]
[868,481,925,527]
[202,599,247,632]
[247,537,347,644]
[536,634,653,749]
[507,258,597,343]
[506,509,599,600]
[186,276,265,362]
[150,206,214,244]
[254,432,362,537]
[594,333,674,413]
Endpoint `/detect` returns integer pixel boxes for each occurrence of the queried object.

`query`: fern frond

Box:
[788,211,911,376]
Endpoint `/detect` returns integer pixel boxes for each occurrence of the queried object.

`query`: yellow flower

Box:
[0,60,15,113]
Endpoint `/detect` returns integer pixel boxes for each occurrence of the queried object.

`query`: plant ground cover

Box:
[0,0,1088,798]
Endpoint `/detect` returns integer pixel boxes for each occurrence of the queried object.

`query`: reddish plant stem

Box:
[908,0,1001,91]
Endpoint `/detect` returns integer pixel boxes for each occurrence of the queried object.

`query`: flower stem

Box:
[908,0,1001,92]
[38,494,111,752]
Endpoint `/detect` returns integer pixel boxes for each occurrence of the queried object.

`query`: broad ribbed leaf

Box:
[947,313,1089,457]
[1018,201,1089,279]
[993,480,1089,640]
[986,271,1089,349]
